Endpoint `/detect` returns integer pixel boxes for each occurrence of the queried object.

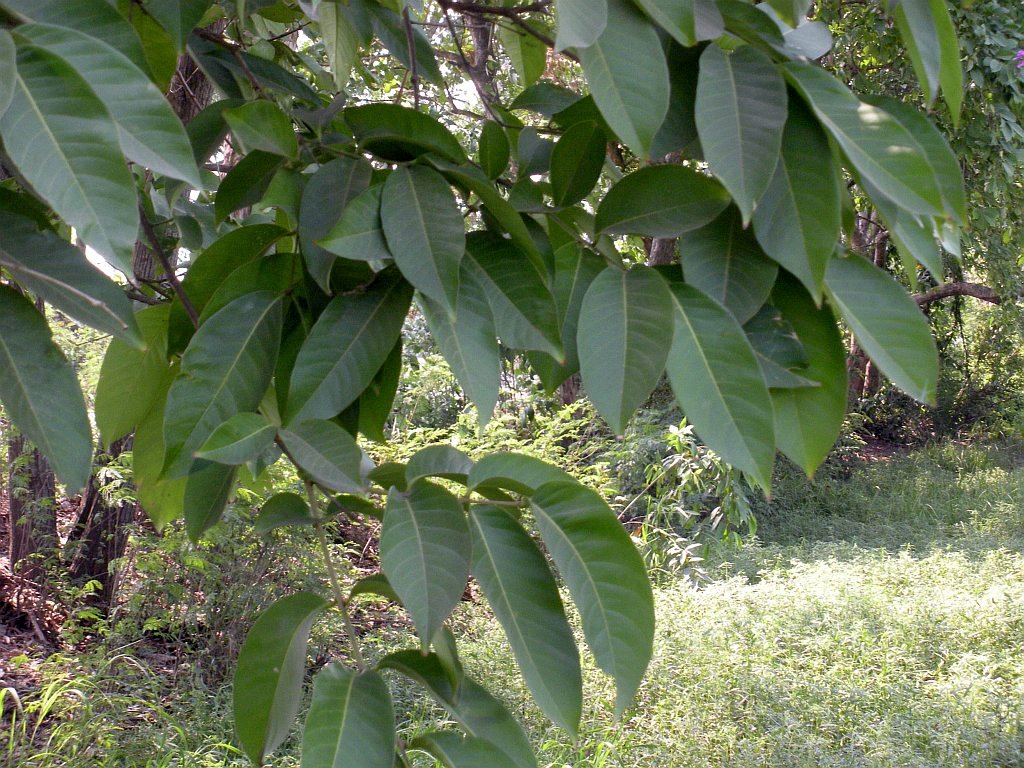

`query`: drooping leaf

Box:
[319,0,361,89]
[893,0,962,122]
[318,185,391,267]
[183,459,237,541]
[366,3,443,85]
[0,44,138,270]
[286,269,412,423]
[696,44,786,223]
[680,207,778,324]
[783,62,944,217]
[550,121,606,207]
[382,481,471,646]
[595,165,730,237]
[824,254,937,403]
[234,592,329,763]
[411,732,521,768]
[215,150,286,223]
[578,0,669,158]
[405,446,474,487]
[555,0,607,50]
[300,156,374,292]
[224,100,299,159]
[744,304,817,389]
[664,279,775,488]
[199,253,302,324]
[195,413,276,465]
[301,665,395,768]
[468,452,574,498]
[357,337,403,442]
[530,481,653,714]
[651,41,702,160]
[770,274,847,474]
[578,267,674,434]
[187,98,245,164]
[0,211,142,346]
[349,573,400,603]
[468,504,582,735]
[498,24,547,87]
[751,97,840,301]
[346,104,466,163]
[0,285,91,491]
[715,0,786,53]
[381,166,465,313]
[764,0,811,26]
[255,491,314,535]
[162,292,283,478]
[132,369,186,530]
[510,82,583,116]
[478,120,511,180]
[278,419,366,493]
[143,0,214,53]
[634,0,724,48]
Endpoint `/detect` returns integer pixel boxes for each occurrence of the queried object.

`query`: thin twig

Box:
[402,7,421,109]
[138,205,199,329]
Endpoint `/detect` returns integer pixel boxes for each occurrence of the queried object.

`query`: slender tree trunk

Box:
[7,430,57,581]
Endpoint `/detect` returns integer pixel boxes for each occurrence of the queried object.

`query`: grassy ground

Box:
[5,442,1024,767]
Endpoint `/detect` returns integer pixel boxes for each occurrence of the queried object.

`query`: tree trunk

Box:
[7,430,57,581]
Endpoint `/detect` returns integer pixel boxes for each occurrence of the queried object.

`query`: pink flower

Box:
[1016,49,1024,68]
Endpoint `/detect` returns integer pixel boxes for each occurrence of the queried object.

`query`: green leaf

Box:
[300,156,374,292]
[510,82,583,116]
[664,279,775,489]
[377,653,536,768]
[162,292,283,478]
[468,504,582,735]
[187,98,244,164]
[183,459,237,541]
[215,150,286,223]
[744,305,817,389]
[579,0,669,158]
[530,481,654,715]
[498,25,547,86]
[133,374,187,530]
[411,732,521,768]
[255,491,314,535]
[405,446,474,486]
[595,165,730,237]
[770,274,847,474]
[346,104,466,163]
[367,4,442,85]
[824,254,937,403]
[381,166,465,313]
[357,338,403,442]
[279,419,366,493]
[224,100,298,160]
[764,0,811,26]
[893,0,962,122]
[349,573,400,603]
[320,0,361,89]
[17,23,200,187]
[555,0,607,50]
[0,285,91,491]
[550,121,606,207]
[0,44,137,269]
[680,207,778,324]
[578,267,674,434]
[715,0,785,53]
[302,665,395,768]
[752,97,840,301]
[286,269,413,423]
[199,253,302,324]
[0,30,16,116]
[96,305,172,447]
[651,42,702,160]
[318,185,391,268]
[0,212,142,346]
[234,592,329,763]
[143,0,213,53]
[195,412,275,465]
[382,482,471,646]
[696,44,786,223]
[477,120,511,180]
[463,231,562,358]
[783,62,944,218]
[168,224,287,353]
[468,452,573,497]
[634,0,724,46]
[420,265,501,425]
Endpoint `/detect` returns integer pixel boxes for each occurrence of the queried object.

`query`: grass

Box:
[5,441,1024,767]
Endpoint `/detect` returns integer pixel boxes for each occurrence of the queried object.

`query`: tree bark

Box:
[7,430,57,581]
[914,282,1001,306]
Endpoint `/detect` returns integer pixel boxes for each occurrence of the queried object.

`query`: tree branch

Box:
[913,282,1002,307]
[138,206,199,328]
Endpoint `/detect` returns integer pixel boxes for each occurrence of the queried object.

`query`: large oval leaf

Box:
[346,103,466,163]
[664,281,775,489]
[279,419,366,494]
[467,453,574,497]
[162,292,283,478]
[595,165,730,237]
[183,459,237,541]
[634,0,724,46]
[286,269,413,424]
[411,732,521,768]
[0,44,137,269]
[555,0,607,50]
[696,44,787,223]
[824,254,937,403]
[255,492,314,535]
[550,121,606,207]
[224,100,298,160]
[195,412,275,465]
[234,592,329,763]
[578,267,674,434]
[530,481,654,716]
[381,481,471,647]
[579,0,669,158]
[301,665,395,768]
[0,285,91,491]
[405,445,474,487]
[317,185,391,266]
[468,504,582,735]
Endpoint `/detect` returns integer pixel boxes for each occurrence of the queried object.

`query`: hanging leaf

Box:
[346,103,466,163]
[183,459,237,541]
[696,44,787,223]
[318,184,392,268]
[382,481,471,646]
[595,165,730,237]
[405,446,474,486]
[411,732,521,768]
[579,0,669,158]
[224,100,299,159]
[367,3,443,85]
[664,279,775,489]
[510,82,583,116]
[0,285,92,491]
[468,504,582,735]
[357,338,403,442]
[478,120,511,180]
[286,269,412,424]
[651,41,702,160]
[578,267,674,434]
[824,254,937,403]
[199,253,302,324]
[530,481,654,715]
[550,121,606,207]
[349,572,400,603]
[133,371,187,530]
[195,413,276,465]
[302,665,396,768]
[893,0,962,123]
[278,419,366,493]
[680,207,778,324]
[555,0,607,50]
[319,0,361,89]
[234,592,329,764]
[498,24,547,86]
[255,492,314,535]
[634,0,724,48]
[143,0,214,53]
[468,452,574,497]
[215,150,286,223]
[0,44,138,269]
